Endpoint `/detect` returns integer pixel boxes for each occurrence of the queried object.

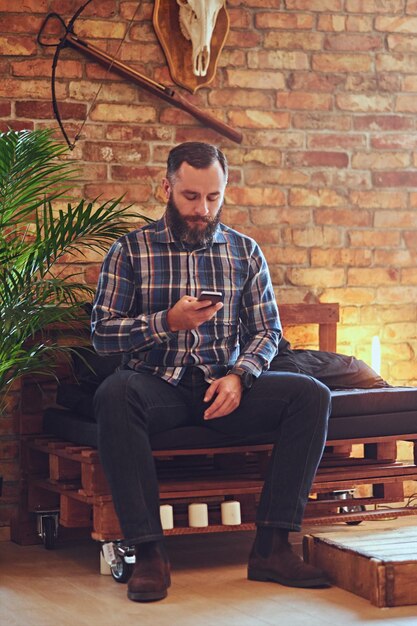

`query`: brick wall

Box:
[2,0,417,534]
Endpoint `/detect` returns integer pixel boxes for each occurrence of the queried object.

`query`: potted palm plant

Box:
[0,127,150,407]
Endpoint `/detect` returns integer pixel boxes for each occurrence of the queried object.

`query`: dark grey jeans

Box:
[94,367,331,545]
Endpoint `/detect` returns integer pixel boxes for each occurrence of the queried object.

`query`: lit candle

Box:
[371,336,381,375]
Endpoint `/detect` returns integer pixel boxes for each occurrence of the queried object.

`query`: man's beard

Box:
[166,194,222,247]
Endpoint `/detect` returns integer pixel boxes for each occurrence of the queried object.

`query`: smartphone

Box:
[197,290,223,305]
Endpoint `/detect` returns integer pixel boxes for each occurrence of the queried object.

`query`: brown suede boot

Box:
[127,541,171,602]
[248,528,330,589]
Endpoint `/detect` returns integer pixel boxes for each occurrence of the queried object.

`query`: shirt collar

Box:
[152,214,227,247]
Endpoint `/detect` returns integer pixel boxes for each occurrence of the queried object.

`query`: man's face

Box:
[163,161,226,246]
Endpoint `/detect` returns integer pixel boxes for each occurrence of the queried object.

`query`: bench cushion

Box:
[43,385,417,449]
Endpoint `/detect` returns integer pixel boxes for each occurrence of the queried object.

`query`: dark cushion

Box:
[47,346,417,450]
[44,385,417,449]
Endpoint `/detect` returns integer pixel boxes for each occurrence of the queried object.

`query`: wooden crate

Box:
[303,527,417,607]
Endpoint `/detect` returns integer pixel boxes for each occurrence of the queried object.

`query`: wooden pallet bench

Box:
[23,433,417,542]
[11,302,417,545]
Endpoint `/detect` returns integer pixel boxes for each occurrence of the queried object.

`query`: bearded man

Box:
[92,142,331,602]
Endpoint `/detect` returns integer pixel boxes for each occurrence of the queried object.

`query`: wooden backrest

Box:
[279,303,339,353]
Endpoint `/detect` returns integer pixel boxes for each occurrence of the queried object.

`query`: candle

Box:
[371,336,381,375]
[188,503,209,527]
[221,500,241,525]
[160,504,174,530]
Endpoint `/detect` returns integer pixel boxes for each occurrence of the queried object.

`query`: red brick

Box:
[0,36,37,56]
[353,152,410,170]
[120,1,153,20]
[245,167,308,187]
[16,101,87,120]
[277,92,332,111]
[0,102,11,116]
[376,53,417,73]
[315,208,371,227]
[208,90,271,108]
[226,187,285,207]
[336,94,392,112]
[130,23,157,42]
[226,31,262,48]
[111,165,163,182]
[50,0,116,17]
[311,248,372,267]
[373,171,417,187]
[0,78,66,100]
[371,133,417,150]
[289,188,346,207]
[308,133,365,149]
[348,230,401,248]
[256,12,314,29]
[82,141,150,164]
[244,131,304,150]
[228,110,290,130]
[313,53,371,72]
[353,115,414,131]
[288,71,345,92]
[84,183,152,203]
[350,190,406,209]
[0,15,44,33]
[404,230,417,247]
[346,0,401,13]
[226,69,285,90]
[324,34,383,51]
[248,50,309,70]
[0,0,47,10]
[106,125,172,142]
[346,15,374,31]
[105,41,165,65]
[0,120,34,132]
[12,59,81,79]
[251,208,310,226]
[286,151,348,168]
[292,113,351,131]
[265,31,323,50]
[388,34,417,53]
[287,0,343,9]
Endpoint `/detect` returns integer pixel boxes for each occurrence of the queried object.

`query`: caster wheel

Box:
[42,515,57,550]
[339,504,366,525]
[110,555,133,583]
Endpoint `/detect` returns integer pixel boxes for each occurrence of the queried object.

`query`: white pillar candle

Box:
[188,502,209,527]
[221,500,241,526]
[371,335,381,375]
[160,504,174,530]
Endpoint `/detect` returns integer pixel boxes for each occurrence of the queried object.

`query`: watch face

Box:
[241,371,253,389]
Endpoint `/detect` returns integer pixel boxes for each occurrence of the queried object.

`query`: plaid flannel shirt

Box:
[91,215,281,385]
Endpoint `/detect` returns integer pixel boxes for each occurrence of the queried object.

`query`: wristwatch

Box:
[228,367,254,390]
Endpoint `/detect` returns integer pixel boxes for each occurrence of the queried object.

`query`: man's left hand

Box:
[203,374,243,420]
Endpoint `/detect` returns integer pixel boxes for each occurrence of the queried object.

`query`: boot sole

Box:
[248,567,331,589]
[128,588,168,602]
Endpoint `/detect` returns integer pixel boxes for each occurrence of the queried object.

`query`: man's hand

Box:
[167,295,223,332]
[203,374,242,420]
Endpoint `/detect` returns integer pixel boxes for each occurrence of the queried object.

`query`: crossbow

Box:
[37,0,242,148]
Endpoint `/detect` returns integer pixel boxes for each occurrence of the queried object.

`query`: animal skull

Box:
[177,0,225,77]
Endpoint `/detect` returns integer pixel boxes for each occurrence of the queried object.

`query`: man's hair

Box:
[166,142,228,184]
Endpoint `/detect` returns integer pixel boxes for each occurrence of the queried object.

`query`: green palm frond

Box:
[0,128,155,406]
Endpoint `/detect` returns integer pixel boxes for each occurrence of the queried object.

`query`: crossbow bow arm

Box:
[38,5,243,147]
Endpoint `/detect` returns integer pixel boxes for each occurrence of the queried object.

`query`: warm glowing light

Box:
[371,336,381,375]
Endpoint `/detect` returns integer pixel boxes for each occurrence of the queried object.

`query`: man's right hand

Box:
[167,296,223,332]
